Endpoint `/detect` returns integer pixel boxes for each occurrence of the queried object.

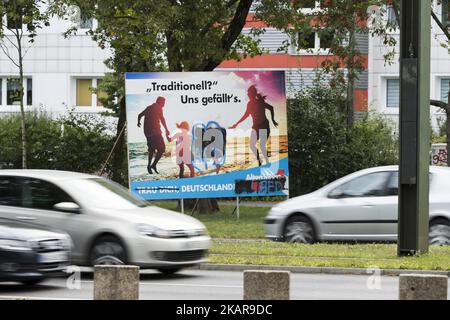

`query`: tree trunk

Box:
[346,20,356,129]
[447,86,450,167]
[17,33,27,169]
[346,75,355,128]
[111,97,127,185]
[177,198,220,214]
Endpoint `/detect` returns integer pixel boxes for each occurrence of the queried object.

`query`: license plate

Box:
[39,252,68,263]
[186,240,205,249]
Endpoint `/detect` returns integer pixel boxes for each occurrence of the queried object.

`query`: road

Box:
[0,269,446,300]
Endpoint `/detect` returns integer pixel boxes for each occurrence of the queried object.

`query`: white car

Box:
[265,166,450,245]
[0,170,210,274]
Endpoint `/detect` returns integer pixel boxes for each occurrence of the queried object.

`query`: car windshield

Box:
[62,178,147,209]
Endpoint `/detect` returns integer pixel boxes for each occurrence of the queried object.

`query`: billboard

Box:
[125,71,288,200]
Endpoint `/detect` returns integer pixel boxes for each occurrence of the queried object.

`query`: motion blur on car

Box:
[265,166,450,245]
[0,170,210,274]
[0,218,71,285]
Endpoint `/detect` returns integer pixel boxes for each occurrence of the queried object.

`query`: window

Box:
[300,0,318,8]
[75,78,106,107]
[443,0,449,30]
[297,30,331,51]
[386,172,398,196]
[441,78,450,103]
[330,172,391,198]
[76,79,93,107]
[58,178,147,210]
[319,31,333,49]
[0,177,23,207]
[385,171,433,196]
[80,12,94,29]
[22,178,75,211]
[387,5,398,27]
[7,78,21,106]
[4,78,33,106]
[386,78,400,108]
[298,30,316,50]
[27,78,32,106]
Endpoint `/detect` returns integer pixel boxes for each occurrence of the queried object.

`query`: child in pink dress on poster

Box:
[167,121,196,178]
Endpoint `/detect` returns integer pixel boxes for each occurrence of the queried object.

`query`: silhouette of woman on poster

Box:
[230,85,278,166]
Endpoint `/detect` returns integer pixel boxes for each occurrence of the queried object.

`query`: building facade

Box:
[0,1,449,133]
[368,2,450,131]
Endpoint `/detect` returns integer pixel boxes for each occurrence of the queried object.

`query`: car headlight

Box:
[269,206,284,215]
[190,228,208,237]
[0,239,32,251]
[61,235,73,250]
[136,224,171,239]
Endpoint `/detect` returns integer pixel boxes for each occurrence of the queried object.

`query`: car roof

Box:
[0,169,98,182]
[353,165,450,174]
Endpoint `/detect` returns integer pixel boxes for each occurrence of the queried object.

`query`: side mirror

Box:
[328,189,344,199]
[54,202,81,213]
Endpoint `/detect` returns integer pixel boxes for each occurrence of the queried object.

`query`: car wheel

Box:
[21,279,43,286]
[157,268,182,275]
[429,219,450,245]
[90,235,127,266]
[284,215,315,244]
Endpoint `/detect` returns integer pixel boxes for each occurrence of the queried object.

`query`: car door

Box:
[317,171,392,240]
[18,177,90,263]
[375,171,399,240]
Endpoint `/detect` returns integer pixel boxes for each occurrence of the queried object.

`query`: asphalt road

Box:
[0,269,447,300]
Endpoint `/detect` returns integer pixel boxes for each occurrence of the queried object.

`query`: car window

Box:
[386,172,398,196]
[22,178,76,211]
[58,178,147,210]
[0,176,23,207]
[331,172,391,198]
[386,171,433,196]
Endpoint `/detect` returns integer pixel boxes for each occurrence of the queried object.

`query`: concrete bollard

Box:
[94,265,140,300]
[243,270,290,300]
[399,274,448,300]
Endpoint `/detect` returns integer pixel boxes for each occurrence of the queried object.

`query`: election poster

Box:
[125,71,288,200]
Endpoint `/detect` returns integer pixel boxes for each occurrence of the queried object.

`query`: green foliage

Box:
[210,241,450,270]
[0,111,115,174]
[431,117,447,144]
[0,0,50,39]
[288,80,399,196]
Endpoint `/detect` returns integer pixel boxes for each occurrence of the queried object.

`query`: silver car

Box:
[265,166,450,245]
[0,170,210,274]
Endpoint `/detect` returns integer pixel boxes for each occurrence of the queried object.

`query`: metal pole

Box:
[181,198,184,214]
[398,0,431,256]
[236,196,240,220]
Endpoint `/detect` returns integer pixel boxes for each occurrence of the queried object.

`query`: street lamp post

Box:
[398,0,431,256]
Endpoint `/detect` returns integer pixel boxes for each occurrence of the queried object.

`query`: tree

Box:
[389,0,450,166]
[0,0,51,169]
[50,0,264,212]
[288,76,398,196]
[47,0,404,207]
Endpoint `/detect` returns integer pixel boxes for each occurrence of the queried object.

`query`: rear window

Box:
[0,176,22,207]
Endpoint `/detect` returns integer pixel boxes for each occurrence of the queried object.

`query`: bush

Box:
[288,82,399,196]
[0,111,115,175]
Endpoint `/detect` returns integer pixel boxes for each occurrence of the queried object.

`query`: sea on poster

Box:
[125,71,289,200]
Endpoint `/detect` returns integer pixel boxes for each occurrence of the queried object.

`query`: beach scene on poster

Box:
[125,71,289,200]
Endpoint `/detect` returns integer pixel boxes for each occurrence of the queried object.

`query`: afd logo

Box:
[191,121,227,172]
